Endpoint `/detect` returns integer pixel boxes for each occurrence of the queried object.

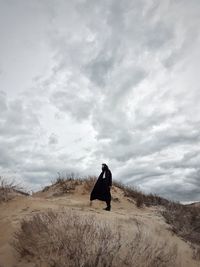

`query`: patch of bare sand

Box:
[0,185,199,267]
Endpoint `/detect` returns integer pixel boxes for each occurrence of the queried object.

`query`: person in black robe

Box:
[90,163,112,211]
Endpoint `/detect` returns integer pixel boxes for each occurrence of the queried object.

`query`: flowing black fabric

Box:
[90,169,112,202]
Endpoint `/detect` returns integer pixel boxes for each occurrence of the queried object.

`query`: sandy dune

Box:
[0,184,199,267]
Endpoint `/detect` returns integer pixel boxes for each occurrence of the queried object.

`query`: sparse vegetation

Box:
[1,174,199,266]
[0,176,28,203]
[120,219,177,267]
[42,173,98,197]
[42,173,82,196]
[108,179,200,255]
[161,201,200,246]
[112,180,170,208]
[46,175,171,208]
[82,175,97,192]
[12,209,177,267]
[191,244,200,261]
[36,174,200,260]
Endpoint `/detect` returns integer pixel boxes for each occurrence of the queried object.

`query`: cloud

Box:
[48,133,58,145]
[51,84,93,122]
[0,0,200,201]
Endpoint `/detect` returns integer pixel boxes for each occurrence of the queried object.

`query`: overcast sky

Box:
[0,0,200,202]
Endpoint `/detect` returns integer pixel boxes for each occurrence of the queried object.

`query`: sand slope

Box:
[0,184,199,267]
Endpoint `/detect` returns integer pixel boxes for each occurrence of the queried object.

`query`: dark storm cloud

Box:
[160,150,200,170]
[151,180,200,203]
[186,169,200,192]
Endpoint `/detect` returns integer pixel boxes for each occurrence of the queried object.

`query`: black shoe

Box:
[103,206,111,211]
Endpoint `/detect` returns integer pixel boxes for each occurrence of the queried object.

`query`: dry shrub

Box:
[136,194,144,207]
[41,175,170,208]
[12,209,177,267]
[51,172,81,185]
[82,175,97,192]
[191,244,200,261]
[112,181,170,208]
[42,175,171,208]
[13,210,121,267]
[0,176,27,203]
[46,173,82,195]
[161,202,200,246]
[121,220,177,267]
[42,174,97,195]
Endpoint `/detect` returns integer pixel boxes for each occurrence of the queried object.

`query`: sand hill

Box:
[0,177,199,267]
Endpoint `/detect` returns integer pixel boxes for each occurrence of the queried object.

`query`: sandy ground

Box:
[0,185,199,267]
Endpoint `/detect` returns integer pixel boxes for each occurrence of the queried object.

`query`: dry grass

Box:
[0,176,28,203]
[112,181,170,208]
[161,201,200,247]
[82,175,97,192]
[191,244,200,261]
[120,220,177,267]
[42,173,82,195]
[12,209,177,267]
[112,178,200,251]
[40,176,200,245]
[42,175,171,208]
[41,174,171,208]
[110,180,200,255]
[42,173,97,196]
[13,210,121,267]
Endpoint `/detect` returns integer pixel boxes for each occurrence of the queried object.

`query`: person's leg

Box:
[106,199,111,208]
[104,199,111,211]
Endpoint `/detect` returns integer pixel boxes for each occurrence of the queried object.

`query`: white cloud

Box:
[0,0,200,201]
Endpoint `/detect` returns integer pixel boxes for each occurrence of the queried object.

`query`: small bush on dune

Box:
[45,173,82,194]
[51,172,80,185]
[12,209,177,267]
[13,210,121,267]
[44,174,97,195]
[136,194,144,208]
[0,176,27,203]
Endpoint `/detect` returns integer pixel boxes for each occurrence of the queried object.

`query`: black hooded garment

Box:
[90,168,112,202]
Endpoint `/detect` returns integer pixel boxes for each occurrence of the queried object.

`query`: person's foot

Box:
[103,206,111,211]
